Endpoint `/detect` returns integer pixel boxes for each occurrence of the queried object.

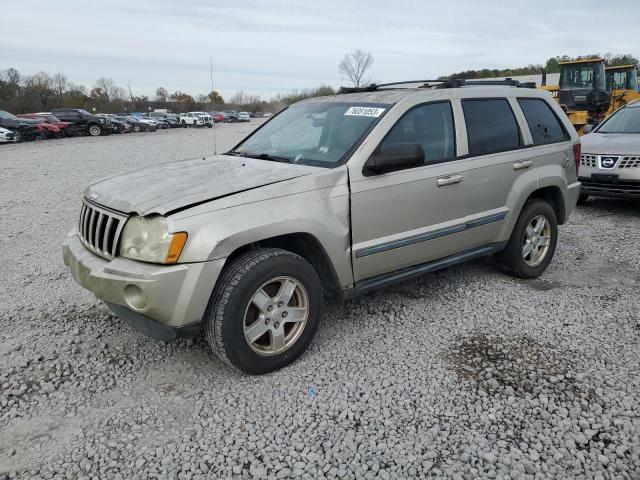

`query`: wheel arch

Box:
[526,185,566,225]
[223,232,342,299]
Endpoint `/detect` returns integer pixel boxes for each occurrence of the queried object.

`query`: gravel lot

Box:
[1,124,639,479]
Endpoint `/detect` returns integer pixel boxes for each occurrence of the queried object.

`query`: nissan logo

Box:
[600,157,617,169]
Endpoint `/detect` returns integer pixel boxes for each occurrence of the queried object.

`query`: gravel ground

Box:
[1,124,639,479]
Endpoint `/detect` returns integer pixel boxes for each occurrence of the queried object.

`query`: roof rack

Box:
[338,77,537,94]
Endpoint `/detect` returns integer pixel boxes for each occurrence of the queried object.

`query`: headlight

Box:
[119,216,187,264]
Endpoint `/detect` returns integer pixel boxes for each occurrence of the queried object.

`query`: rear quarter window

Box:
[462,99,521,156]
[518,98,570,145]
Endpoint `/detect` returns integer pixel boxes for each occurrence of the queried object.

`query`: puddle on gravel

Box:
[445,332,595,402]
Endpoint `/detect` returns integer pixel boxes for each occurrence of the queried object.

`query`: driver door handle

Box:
[437,174,463,187]
[513,160,533,170]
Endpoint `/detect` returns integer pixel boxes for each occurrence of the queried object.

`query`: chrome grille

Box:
[618,156,640,169]
[580,154,597,167]
[77,200,127,260]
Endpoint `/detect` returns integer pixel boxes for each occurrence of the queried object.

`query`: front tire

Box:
[499,199,558,279]
[88,124,102,136]
[204,248,323,374]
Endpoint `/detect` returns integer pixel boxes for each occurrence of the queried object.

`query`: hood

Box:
[16,117,40,125]
[581,133,640,155]
[12,118,39,126]
[85,155,323,216]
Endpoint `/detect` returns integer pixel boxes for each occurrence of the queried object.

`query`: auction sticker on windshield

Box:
[344,106,386,117]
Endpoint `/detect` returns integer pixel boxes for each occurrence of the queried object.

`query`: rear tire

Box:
[498,199,558,279]
[204,248,323,374]
[13,130,23,143]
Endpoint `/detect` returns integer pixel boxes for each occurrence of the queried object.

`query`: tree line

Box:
[439,53,638,80]
[2,51,637,115]
[0,67,337,115]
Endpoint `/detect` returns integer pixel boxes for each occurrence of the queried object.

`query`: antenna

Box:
[210,55,218,155]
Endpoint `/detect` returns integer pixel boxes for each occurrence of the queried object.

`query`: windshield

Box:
[561,62,606,91]
[232,101,389,167]
[0,110,18,120]
[607,69,639,92]
[597,106,640,134]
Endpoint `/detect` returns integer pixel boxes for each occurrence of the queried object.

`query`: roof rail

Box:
[438,78,537,89]
[339,80,445,94]
[338,77,536,94]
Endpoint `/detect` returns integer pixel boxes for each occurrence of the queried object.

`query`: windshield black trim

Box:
[228,101,393,169]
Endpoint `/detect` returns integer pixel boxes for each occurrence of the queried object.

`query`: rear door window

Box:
[518,98,570,145]
[462,99,521,156]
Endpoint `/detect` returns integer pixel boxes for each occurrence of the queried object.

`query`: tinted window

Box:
[462,99,521,155]
[518,98,569,145]
[379,102,455,165]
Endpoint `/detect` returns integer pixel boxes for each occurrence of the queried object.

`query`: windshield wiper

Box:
[228,151,292,163]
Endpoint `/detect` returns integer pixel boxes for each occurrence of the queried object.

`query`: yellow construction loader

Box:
[605,64,640,115]
[540,58,611,135]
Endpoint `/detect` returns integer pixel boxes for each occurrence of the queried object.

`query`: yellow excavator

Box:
[605,64,640,115]
[540,58,610,135]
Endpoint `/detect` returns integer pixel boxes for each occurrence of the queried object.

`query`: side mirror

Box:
[364,143,425,175]
[583,124,594,134]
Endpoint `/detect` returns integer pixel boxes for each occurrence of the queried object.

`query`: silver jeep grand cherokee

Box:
[63,80,581,373]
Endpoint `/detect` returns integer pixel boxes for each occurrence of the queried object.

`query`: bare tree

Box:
[155,87,168,103]
[94,77,117,102]
[339,50,374,87]
[23,71,54,110]
[229,91,246,108]
[52,73,69,97]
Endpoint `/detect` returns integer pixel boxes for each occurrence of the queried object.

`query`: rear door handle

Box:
[437,174,463,187]
[513,160,533,170]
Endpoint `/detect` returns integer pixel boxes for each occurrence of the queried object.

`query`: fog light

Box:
[123,284,147,310]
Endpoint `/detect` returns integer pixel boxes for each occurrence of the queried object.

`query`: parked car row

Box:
[0,110,68,142]
[0,108,248,143]
[0,108,114,142]
[212,110,267,123]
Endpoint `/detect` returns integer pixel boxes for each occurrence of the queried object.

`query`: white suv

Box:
[181,112,213,128]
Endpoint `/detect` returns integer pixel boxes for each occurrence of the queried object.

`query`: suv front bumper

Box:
[578,164,640,199]
[62,231,225,339]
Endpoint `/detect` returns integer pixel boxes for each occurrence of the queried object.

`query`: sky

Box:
[2,0,638,102]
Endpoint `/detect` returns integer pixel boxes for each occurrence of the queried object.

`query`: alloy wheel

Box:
[522,215,551,267]
[243,276,309,356]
